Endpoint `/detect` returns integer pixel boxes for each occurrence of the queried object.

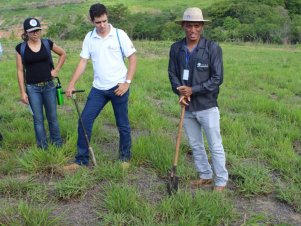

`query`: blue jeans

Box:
[26,81,63,149]
[75,86,131,165]
[183,107,228,186]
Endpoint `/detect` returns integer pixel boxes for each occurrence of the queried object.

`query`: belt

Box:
[33,80,52,87]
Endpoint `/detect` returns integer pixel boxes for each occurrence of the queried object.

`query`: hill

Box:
[0,0,216,39]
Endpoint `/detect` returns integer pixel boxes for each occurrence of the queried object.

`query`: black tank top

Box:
[16,39,54,84]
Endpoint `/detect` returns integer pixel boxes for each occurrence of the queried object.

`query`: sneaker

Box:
[121,161,130,170]
[63,163,81,171]
[190,178,213,188]
[213,186,226,192]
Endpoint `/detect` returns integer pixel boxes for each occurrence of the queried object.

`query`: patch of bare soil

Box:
[0,0,85,39]
[52,185,101,226]
[128,167,166,205]
[293,140,301,156]
[234,195,301,225]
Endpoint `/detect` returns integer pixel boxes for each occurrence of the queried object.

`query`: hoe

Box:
[167,105,185,195]
[62,90,97,166]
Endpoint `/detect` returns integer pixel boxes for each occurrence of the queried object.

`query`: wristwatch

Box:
[125,79,131,84]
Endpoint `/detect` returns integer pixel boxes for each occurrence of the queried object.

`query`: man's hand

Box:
[114,83,130,96]
[177,86,192,97]
[179,95,190,106]
[65,84,75,97]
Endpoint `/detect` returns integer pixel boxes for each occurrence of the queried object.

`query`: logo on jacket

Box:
[197,62,208,68]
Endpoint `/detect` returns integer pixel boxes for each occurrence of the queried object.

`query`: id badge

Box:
[183,69,189,80]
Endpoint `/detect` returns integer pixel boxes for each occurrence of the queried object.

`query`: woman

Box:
[15,17,66,149]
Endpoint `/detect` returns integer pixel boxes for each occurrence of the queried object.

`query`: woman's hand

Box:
[21,92,29,104]
[51,69,59,78]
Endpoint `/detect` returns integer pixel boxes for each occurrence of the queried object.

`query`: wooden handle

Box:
[173,105,185,166]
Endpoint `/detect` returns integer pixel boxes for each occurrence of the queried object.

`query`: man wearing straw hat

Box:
[168,7,228,191]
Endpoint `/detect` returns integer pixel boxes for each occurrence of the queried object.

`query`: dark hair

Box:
[89,3,107,21]
[21,32,28,41]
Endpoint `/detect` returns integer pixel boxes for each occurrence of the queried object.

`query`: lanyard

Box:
[185,47,195,69]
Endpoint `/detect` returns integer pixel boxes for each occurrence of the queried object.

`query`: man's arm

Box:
[168,46,182,95]
[168,45,191,105]
[114,53,137,96]
[66,57,88,97]
[125,53,137,82]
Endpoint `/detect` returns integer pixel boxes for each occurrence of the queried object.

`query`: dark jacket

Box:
[168,37,223,112]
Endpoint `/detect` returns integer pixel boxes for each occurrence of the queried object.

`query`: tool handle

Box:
[61,90,85,94]
[72,96,97,167]
[56,77,61,85]
[89,147,97,166]
[173,105,185,166]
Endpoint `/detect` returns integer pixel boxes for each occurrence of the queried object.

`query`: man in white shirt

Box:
[65,3,137,169]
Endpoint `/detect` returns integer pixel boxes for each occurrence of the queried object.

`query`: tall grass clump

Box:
[230,160,273,196]
[132,134,184,174]
[54,167,95,200]
[0,201,62,226]
[157,190,235,225]
[0,177,49,203]
[17,146,68,173]
[94,160,125,181]
[0,153,18,175]
[96,182,155,225]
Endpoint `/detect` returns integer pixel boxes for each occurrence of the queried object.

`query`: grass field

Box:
[0,39,301,225]
[0,0,301,225]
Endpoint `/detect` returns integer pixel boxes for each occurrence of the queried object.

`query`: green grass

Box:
[17,146,69,173]
[230,158,273,196]
[157,190,234,225]
[0,176,48,203]
[54,167,95,200]
[97,183,234,225]
[0,38,301,224]
[97,183,156,225]
[0,201,62,226]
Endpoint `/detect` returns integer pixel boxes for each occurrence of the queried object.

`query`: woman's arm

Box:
[16,52,28,104]
[51,43,66,77]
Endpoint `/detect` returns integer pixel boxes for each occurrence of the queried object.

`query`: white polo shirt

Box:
[80,24,136,90]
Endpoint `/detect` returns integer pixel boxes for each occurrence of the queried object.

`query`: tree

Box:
[285,0,301,15]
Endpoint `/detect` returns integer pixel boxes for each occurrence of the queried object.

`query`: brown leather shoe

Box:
[63,163,81,171]
[191,178,213,188]
[213,186,226,192]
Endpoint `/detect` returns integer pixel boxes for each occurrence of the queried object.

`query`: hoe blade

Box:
[167,173,179,196]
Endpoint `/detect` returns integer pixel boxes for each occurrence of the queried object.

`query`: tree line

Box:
[46,0,301,44]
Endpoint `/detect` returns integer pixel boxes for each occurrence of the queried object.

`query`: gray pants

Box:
[184,107,228,186]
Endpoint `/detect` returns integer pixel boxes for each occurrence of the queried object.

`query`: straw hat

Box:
[175,7,210,24]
